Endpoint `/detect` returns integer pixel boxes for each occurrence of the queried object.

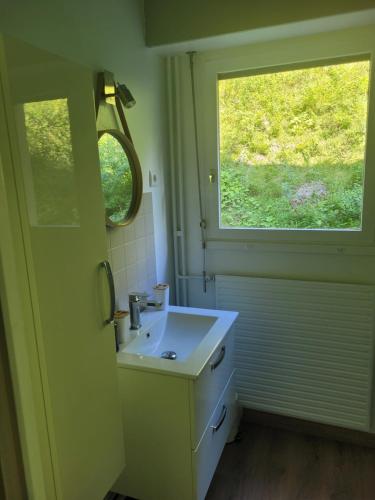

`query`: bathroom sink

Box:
[124,311,217,361]
[117,305,238,378]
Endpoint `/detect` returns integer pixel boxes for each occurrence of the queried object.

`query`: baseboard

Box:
[242,408,375,448]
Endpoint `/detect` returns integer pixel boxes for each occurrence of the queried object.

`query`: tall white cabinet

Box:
[0,35,125,499]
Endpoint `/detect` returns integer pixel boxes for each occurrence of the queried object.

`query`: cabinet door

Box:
[0,35,125,499]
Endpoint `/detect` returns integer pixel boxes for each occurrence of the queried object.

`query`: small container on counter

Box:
[114,310,132,347]
[152,283,169,311]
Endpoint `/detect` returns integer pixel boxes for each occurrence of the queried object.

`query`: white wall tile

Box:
[126,263,138,291]
[146,234,155,257]
[138,280,148,294]
[107,192,157,309]
[138,197,145,216]
[134,215,145,239]
[106,231,111,249]
[110,226,125,248]
[124,241,137,266]
[136,259,148,284]
[135,237,147,262]
[145,216,154,236]
[114,270,127,310]
[124,224,135,244]
[111,245,126,273]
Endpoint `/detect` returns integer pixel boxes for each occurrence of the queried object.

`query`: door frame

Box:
[0,36,56,500]
[0,301,27,499]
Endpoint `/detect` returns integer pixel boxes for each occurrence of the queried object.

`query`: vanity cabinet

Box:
[113,326,237,500]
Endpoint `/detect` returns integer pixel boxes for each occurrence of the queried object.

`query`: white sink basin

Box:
[117,305,238,379]
[124,311,217,361]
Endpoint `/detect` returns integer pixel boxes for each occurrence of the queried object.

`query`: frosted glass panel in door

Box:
[2,35,125,500]
[22,98,79,226]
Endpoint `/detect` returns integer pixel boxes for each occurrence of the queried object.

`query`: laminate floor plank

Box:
[206,423,375,500]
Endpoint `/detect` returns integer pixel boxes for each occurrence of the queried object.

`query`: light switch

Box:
[149,170,158,187]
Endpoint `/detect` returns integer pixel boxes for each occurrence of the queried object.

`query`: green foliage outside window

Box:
[24,99,79,226]
[218,61,370,229]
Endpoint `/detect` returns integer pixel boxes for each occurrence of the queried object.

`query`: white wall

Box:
[0,0,172,290]
[170,25,375,428]
[173,26,375,305]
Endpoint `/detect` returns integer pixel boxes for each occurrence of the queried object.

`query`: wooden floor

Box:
[206,422,375,500]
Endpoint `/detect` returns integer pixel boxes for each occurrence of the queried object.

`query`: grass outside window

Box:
[218,60,370,231]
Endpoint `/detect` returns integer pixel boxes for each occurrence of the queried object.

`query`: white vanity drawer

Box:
[189,326,234,448]
[192,371,236,500]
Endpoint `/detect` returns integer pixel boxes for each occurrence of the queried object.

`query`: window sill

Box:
[206,239,375,256]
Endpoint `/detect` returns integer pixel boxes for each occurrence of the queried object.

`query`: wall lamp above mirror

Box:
[97,70,136,109]
[96,71,143,228]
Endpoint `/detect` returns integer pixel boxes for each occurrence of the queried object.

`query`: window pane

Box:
[23,98,80,226]
[218,61,370,230]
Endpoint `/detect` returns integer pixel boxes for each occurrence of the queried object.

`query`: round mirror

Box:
[98,129,142,227]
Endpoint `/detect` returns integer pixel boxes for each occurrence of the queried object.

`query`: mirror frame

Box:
[98,128,143,228]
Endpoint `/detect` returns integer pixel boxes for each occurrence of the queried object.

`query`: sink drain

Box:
[161,351,177,360]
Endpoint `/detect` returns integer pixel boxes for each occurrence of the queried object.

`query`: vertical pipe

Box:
[174,57,188,306]
[166,56,181,305]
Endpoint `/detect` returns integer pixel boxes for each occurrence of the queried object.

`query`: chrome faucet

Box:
[129,293,142,330]
[129,293,162,330]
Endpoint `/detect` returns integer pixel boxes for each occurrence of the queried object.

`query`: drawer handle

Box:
[210,345,226,371]
[210,405,227,433]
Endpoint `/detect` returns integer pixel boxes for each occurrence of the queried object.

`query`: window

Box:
[22,98,79,227]
[218,59,370,231]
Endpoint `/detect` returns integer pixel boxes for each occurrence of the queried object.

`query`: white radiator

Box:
[215,275,375,431]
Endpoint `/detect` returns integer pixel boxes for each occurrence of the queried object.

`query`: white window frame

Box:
[199,25,375,246]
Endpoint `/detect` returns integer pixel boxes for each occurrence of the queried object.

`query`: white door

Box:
[0,35,125,499]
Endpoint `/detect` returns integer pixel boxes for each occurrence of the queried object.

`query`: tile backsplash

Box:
[106,192,157,310]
